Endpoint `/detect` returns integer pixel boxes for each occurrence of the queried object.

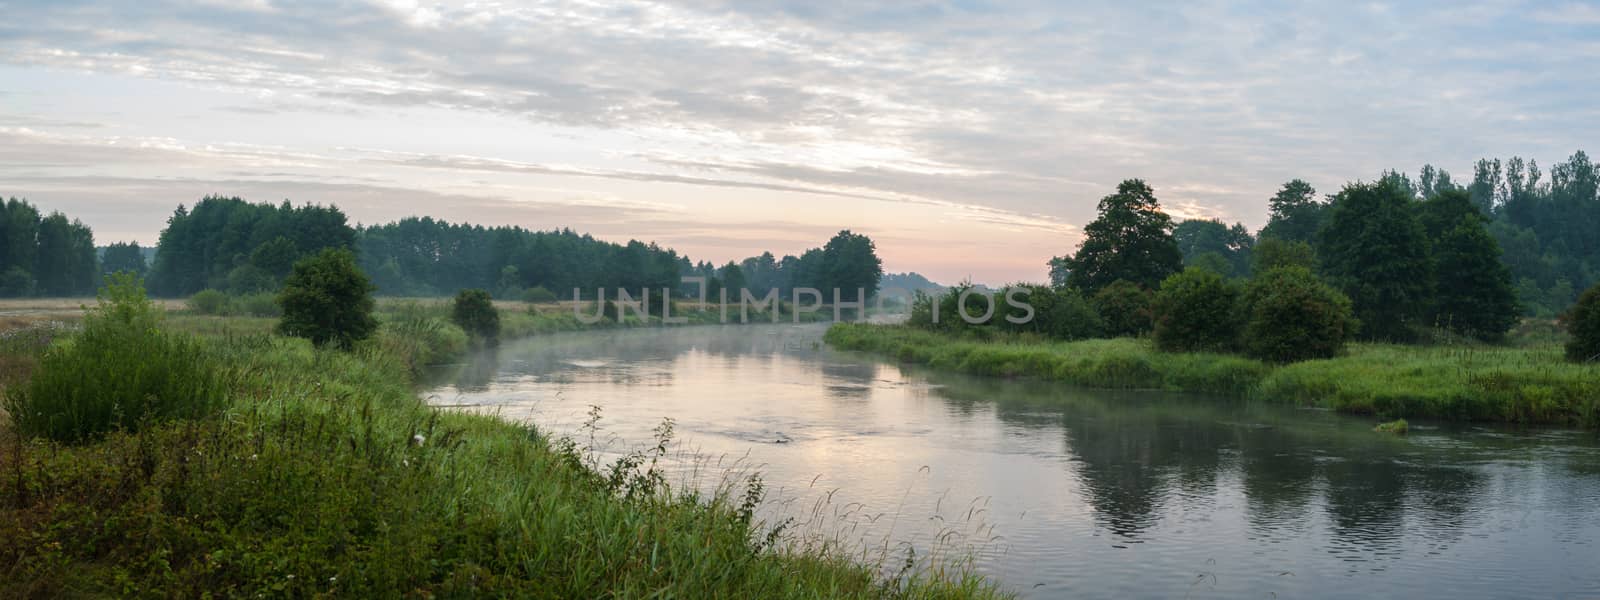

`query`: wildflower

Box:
[411,434,426,446]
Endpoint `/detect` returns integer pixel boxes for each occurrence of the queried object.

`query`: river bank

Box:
[824,323,1600,427]
[0,307,1003,597]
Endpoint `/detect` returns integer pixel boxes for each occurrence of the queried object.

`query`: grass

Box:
[825,323,1600,427]
[0,303,1005,598]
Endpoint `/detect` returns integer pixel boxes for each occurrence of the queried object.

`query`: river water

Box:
[422,324,1600,599]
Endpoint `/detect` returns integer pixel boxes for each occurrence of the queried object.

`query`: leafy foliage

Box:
[1091,279,1153,337]
[997,285,1104,341]
[0,198,98,297]
[1252,238,1316,272]
[1258,179,1326,243]
[1062,180,1183,294]
[1239,267,1356,363]
[1568,283,1600,363]
[1430,216,1520,341]
[1151,267,1242,353]
[4,273,225,443]
[521,285,558,303]
[276,248,377,349]
[450,288,501,344]
[819,230,884,303]
[1174,219,1253,277]
[100,241,148,276]
[1317,180,1433,341]
[150,196,355,296]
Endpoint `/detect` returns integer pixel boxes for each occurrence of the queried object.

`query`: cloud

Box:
[2,0,1598,282]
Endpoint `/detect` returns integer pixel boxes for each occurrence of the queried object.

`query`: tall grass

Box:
[826,323,1600,427]
[4,276,226,443]
[0,299,1007,597]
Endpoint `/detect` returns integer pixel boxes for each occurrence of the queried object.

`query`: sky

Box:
[2,0,1598,285]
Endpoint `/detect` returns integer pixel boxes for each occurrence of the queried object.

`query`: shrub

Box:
[1151,267,1241,353]
[1239,267,1356,363]
[277,248,377,349]
[522,286,559,304]
[4,274,224,443]
[1000,285,1103,341]
[188,289,231,315]
[1091,279,1153,338]
[451,289,501,344]
[1567,283,1600,363]
[236,292,282,317]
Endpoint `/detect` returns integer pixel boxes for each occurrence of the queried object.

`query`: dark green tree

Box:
[33,212,97,296]
[819,230,883,303]
[1317,180,1434,341]
[1252,238,1316,272]
[1240,267,1356,363]
[276,248,377,349]
[1174,219,1253,277]
[1259,179,1326,243]
[1064,179,1183,294]
[1091,279,1153,337]
[451,289,501,345]
[101,242,147,276]
[719,262,748,296]
[1429,219,1520,342]
[1151,267,1242,353]
[1567,283,1600,363]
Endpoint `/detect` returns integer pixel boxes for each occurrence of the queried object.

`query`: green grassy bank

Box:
[0,311,1003,597]
[824,323,1600,427]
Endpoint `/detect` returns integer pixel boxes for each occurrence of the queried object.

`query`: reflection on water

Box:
[423,324,1600,599]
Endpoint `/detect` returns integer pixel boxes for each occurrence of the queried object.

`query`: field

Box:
[0,299,1004,598]
[824,323,1600,427]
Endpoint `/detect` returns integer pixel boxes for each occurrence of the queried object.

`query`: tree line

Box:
[1,197,101,297]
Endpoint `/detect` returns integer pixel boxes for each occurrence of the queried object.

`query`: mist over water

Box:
[424,324,1600,599]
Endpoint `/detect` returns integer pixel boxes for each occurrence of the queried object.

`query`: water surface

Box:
[424,324,1600,599]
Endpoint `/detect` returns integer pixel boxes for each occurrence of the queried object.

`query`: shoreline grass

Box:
[0,309,1006,597]
[824,323,1600,427]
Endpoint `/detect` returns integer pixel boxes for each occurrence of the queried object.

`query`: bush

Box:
[277,248,377,349]
[236,292,282,317]
[451,289,501,344]
[1092,279,1153,338]
[522,286,559,304]
[187,289,231,315]
[1239,267,1357,363]
[4,274,225,443]
[1567,283,1600,363]
[1151,267,1241,353]
[999,285,1103,341]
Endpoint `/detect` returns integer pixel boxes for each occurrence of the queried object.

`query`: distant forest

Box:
[1,150,1596,315]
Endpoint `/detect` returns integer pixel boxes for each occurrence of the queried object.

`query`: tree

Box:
[1091,279,1153,337]
[1317,180,1434,341]
[276,248,377,349]
[451,289,501,345]
[1174,219,1253,277]
[1151,267,1241,353]
[819,230,883,303]
[1565,283,1600,363]
[1006,285,1104,341]
[1240,267,1356,363]
[1064,179,1183,294]
[33,212,97,296]
[1252,238,1316,272]
[101,242,147,276]
[1430,218,1520,342]
[719,262,748,296]
[1259,179,1325,243]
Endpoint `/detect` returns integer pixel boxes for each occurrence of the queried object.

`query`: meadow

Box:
[824,323,1600,427]
[0,296,1003,598]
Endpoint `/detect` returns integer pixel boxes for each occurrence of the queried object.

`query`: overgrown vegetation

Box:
[276,248,378,349]
[450,288,500,345]
[1568,283,1600,363]
[0,283,1006,598]
[1239,267,1357,363]
[826,323,1600,427]
[4,274,224,443]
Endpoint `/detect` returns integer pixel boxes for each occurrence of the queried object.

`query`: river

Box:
[422,324,1600,599]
